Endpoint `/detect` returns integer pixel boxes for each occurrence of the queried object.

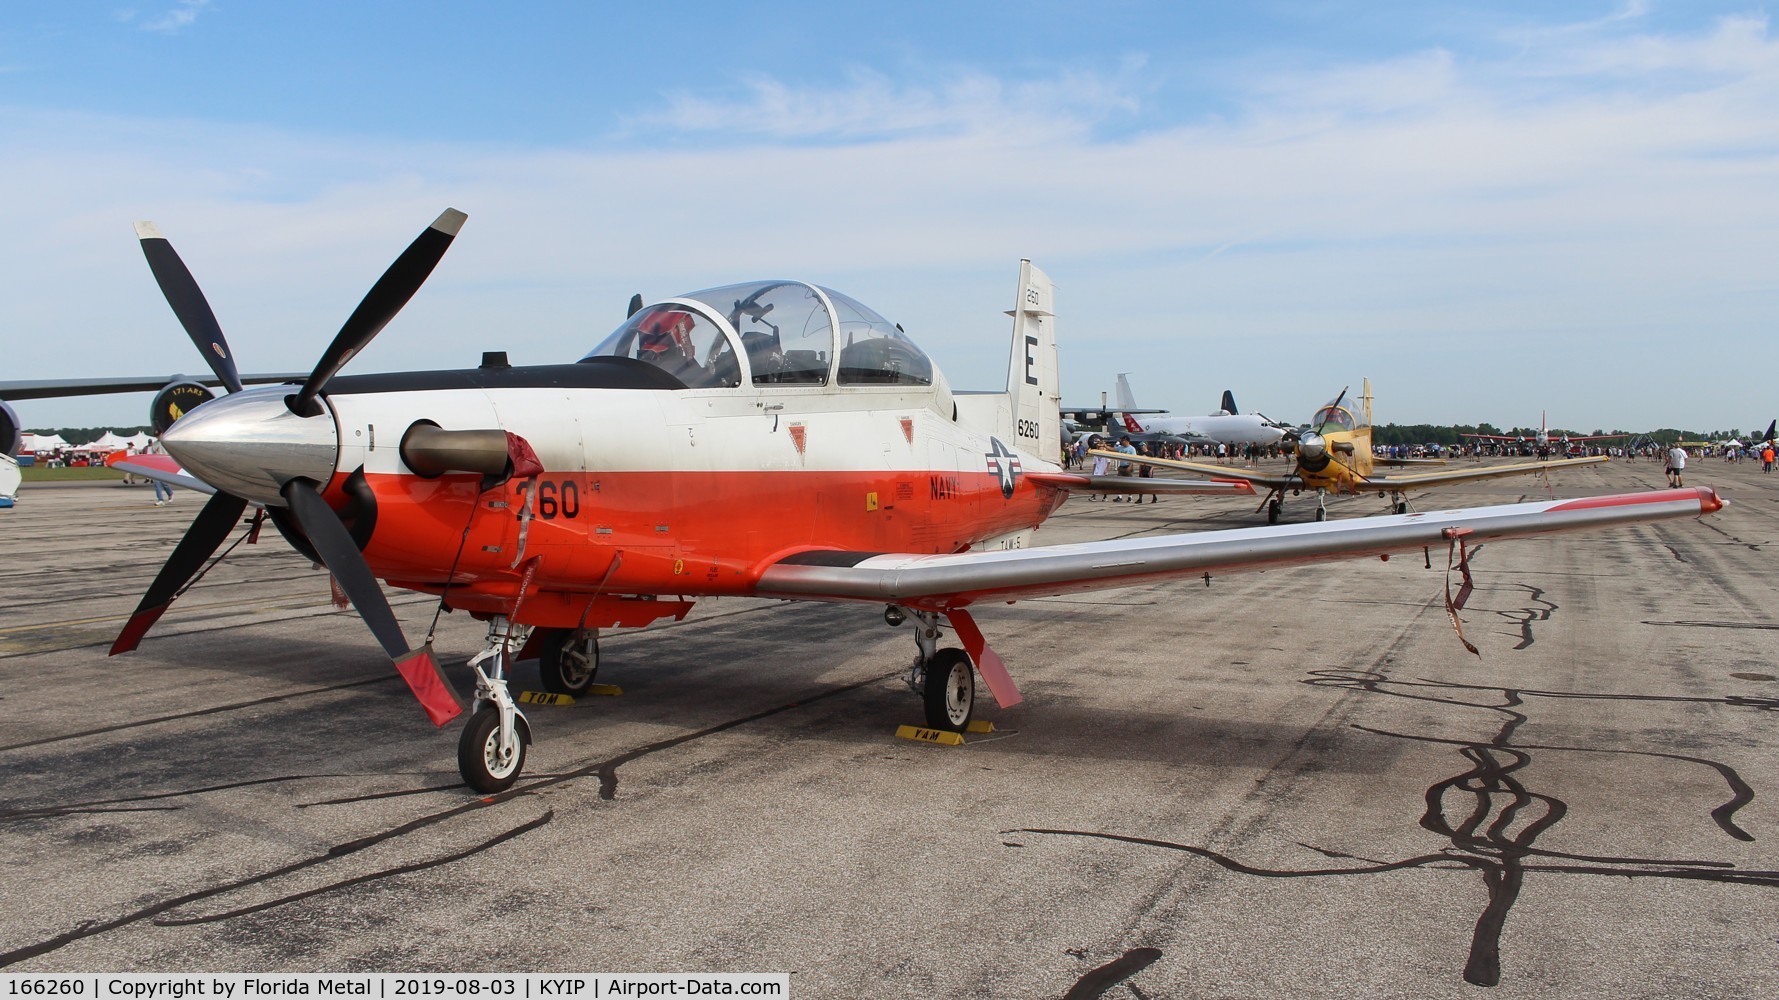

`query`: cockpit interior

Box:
[1312,399,1364,434]
[582,280,935,391]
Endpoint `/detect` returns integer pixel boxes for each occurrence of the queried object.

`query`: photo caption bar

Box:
[0,975,788,999]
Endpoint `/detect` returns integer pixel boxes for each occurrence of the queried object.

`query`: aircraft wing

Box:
[1375,456,1447,466]
[1369,455,1608,490]
[1025,472,1254,496]
[1061,406,1166,422]
[1086,450,1292,490]
[757,488,1721,608]
[105,452,216,495]
[0,373,304,400]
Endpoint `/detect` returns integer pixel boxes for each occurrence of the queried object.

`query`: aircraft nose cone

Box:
[1298,432,1326,459]
[160,387,339,504]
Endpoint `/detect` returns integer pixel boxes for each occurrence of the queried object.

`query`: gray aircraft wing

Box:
[1368,456,1608,489]
[758,487,1720,608]
[106,454,217,495]
[1090,451,1608,493]
[1024,472,1253,496]
[1060,406,1166,423]
[0,373,304,400]
[1087,452,1293,489]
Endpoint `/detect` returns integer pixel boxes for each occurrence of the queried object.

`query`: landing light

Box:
[884,605,907,627]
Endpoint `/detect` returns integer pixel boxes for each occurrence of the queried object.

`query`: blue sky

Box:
[5,1,1776,433]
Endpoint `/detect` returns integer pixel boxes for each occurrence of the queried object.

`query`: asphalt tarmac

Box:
[2,458,1775,997]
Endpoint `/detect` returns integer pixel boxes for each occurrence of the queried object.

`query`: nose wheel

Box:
[458,703,531,793]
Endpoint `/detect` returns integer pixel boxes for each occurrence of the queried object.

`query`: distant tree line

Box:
[1369,424,1747,447]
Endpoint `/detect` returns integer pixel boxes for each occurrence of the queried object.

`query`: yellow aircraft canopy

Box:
[1312,396,1366,434]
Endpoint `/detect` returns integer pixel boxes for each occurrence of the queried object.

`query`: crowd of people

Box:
[26,440,180,504]
[1062,437,1281,470]
[1058,428,1779,494]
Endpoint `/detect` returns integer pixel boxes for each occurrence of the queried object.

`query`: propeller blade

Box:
[627,293,644,318]
[287,209,467,417]
[280,478,463,725]
[134,222,245,394]
[111,491,249,654]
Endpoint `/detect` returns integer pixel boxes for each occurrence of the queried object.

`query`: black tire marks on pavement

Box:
[1010,670,1778,989]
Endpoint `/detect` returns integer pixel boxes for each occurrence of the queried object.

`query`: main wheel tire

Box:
[458,704,530,793]
[922,648,975,732]
[538,628,599,695]
[1267,502,1282,525]
[1393,500,1409,515]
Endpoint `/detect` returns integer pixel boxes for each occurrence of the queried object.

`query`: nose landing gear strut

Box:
[457,616,534,793]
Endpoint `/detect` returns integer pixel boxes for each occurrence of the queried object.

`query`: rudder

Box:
[1006,260,1061,464]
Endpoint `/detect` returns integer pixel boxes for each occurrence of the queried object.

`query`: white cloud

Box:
[1500,0,1652,47]
[140,0,212,34]
[1505,11,1778,83]
[6,14,1777,433]
[647,59,1146,142]
[1240,49,1462,117]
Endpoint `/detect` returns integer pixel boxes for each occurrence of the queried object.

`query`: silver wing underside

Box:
[758,488,1721,607]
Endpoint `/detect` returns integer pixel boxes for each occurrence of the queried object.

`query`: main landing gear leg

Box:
[458,616,534,793]
[891,606,976,733]
[538,627,600,695]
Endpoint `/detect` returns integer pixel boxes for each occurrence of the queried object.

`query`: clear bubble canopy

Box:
[582,280,934,390]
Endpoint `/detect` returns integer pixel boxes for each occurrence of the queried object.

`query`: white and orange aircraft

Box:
[96,209,1721,792]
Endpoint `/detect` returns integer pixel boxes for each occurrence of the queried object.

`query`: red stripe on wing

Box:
[1548,487,1722,515]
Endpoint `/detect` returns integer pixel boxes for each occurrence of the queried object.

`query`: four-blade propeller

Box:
[114,211,469,726]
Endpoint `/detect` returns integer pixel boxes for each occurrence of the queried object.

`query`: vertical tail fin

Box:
[1219,390,1239,415]
[1114,373,1137,411]
[1114,374,1148,434]
[1006,260,1060,464]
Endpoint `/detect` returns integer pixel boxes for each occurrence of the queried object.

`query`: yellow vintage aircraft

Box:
[1095,380,1608,523]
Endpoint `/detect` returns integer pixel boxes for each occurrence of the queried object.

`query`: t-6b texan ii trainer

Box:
[88,210,1720,791]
